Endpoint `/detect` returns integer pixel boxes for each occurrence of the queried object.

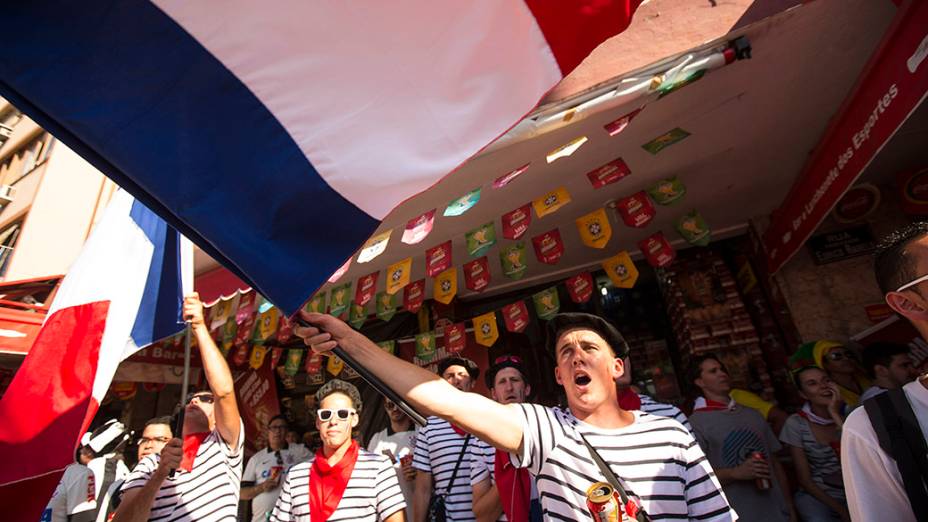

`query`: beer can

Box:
[752,451,771,490]
[586,482,622,522]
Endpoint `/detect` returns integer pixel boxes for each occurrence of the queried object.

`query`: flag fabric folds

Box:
[0,0,642,314]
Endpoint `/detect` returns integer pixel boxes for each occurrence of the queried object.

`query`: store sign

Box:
[807,225,875,265]
[897,167,928,215]
[833,184,881,223]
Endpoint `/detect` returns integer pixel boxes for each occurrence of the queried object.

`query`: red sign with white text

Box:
[425,241,453,277]
[502,204,532,240]
[464,257,491,292]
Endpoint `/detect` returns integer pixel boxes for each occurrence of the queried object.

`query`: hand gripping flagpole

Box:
[171,236,195,477]
[295,317,426,427]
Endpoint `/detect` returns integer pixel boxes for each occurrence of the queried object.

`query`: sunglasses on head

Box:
[317,408,356,422]
[186,392,215,405]
[494,355,522,365]
[826,349,852,361]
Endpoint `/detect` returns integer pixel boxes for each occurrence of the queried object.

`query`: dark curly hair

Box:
[873,222,928,294]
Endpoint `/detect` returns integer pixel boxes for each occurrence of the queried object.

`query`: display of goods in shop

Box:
[898,168,928,215]
[357,230,391,263]
[444,187,481,217]
[576,207,612,249]
[676,210,711,246]
[327,355,344,376]
[348,301,367,329]
[501,204,532,240]
[473,311,499,347]
[249,345,268,369]
[425,241,453,277]
[444,322,467,354]
[328,258,351,283]
[639,232,675,267]
[466,222,497,257]
[402,208,436,245]
[377,340,396,355]
[464,257,491,292]
[306,292,326,313]
[566,272,594,303]
[531,229,564,265]
[647,177,686,205]
[833,184,881,223]
[533,287,560,320]
[285,348,303,375]
[433,267,457,305]
[502,301,530,333]
[416,331,437,360]
[614,191,655,228]
[603,108,642,136]
[355,271,378,306]
[403,279,425,313]
[602,251,639,288]
[586,157,631,188]
[493,163,530,189]
[641,128,690,155]
[375,291,397,322]
[386,257,412,295]
[500,242,527,280]
[532,187,571,218]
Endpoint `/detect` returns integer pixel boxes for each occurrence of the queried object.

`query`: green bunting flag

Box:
[376,291,397,322]
[415,331,436,360]
[533,287,560,320]
[466,222,497,257]
[348,301,367,329]
[647,176,686,205]
[500,242,527,280]
[676,210,711,246]
[377,340,396,355]
[328,283,351,317]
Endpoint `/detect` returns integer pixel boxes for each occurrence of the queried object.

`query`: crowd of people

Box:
[42,222,928,521]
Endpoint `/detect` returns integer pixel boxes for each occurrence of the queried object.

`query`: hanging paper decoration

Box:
[270,347,284,368]
[433,267,458,305]
[358,230,392,263]
[493,163,530,189]
[656,69,706,98]
[532,187,571,218]
[500,242,528,280]
[327,355,345,376]
[276,316,293,343]
[647,177,686,205]
[348,301,367,329]
[285,348,303,375]
[502,301,530,333]
[586,158,631,189]
[255,306,280,342]
[444,187,481,217]
[466,222,497,257]
[307,370,324,386]
[639,232,676,267]
[546,136,588,163]
[614,191,656,228]
[328,258,351,283]
[641,128,691,155]
[415,331,436,360]
[602,251,639,288]
[472,311,500,347]
[603,108,642,136]
[112,382,138,401]
[425,241,452,277]
[376,291,397,322]
[402,209,436,245]
[342,365,360,380]
[532,229,564,265]
[464,257,491,292]
[377,340,396,355]
[576,208,612,249]
[305,352,323,375]
[328,283,352,317]
[386,257,412,295]
[236,292,256,324]
[532,287,561,320]
[444,322,467,354]
[249,345,268,369]
[501,204,532,240]
[209,295,239,330]
[234,312,256,346]
[566,272,595,303]
[355,272,378,307]
[676,210,711,246]
[220,319,238,356]
[231,342,250,367]
[403,279,425,313]
[305,292,326,314]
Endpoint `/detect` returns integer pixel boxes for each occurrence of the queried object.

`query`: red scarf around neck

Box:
[616,388,642,411]
[494,449,532,522]
[310,440,360,522]
[180,432,210,472]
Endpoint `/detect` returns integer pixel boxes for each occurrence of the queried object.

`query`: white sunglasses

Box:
[317,408,356,422]
[897,274,928,292]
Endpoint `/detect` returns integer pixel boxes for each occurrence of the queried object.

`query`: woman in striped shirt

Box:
[271,379,405,521]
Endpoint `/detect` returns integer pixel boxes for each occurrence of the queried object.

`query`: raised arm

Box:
[184,293,241,448]
[294,312,523,453]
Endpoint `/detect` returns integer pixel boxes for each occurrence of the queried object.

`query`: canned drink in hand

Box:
[751,452,771,490]
[586,482,622,522]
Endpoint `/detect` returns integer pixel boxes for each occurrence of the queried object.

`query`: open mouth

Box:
[574,372,592,386]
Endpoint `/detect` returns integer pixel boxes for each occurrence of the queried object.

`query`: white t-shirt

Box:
[42,464,96,522]
[367,427,416,521]
[513,404,737,521]
[243,445,312,522]
[269,448,405,521]
[121,421,245,522]
[842,378,928,522]
[413,416,475,521]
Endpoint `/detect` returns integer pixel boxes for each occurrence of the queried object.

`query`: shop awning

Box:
[0,276,62,356]
[194,266,251,306]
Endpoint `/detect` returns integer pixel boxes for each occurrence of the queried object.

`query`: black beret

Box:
[437,357,480,381]
[545,313,629,358]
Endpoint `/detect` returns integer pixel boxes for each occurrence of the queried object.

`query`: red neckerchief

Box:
[494,449,531,522]
[310,440,359,522]
[617,388,642,411]
[180,432,210,472]
[693,397,733,412]
[451,424,468,436]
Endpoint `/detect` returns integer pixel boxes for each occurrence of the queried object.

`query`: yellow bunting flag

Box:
[249,345,268,369]
[327,354,345,376]
[602,251,639,288]
[472,311,499,347]
[433,267,457,305]
[386,257,412,295]
[576,208,612,249]
[255,306,280,341]
[532,187,571,218]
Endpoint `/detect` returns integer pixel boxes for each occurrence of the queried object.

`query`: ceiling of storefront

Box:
[313,0,898,302]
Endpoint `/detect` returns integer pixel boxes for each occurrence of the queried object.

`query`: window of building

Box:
[0,220,23,277]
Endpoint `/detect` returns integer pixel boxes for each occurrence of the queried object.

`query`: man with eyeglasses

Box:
[113,293,243,522]
[242,415,311,522]
[368,398,417,521]
[270,379,405,521]
[839,223,928,521]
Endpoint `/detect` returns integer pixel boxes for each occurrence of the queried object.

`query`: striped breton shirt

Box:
[513,404,737,521]
[413,416,476,521]
[120,421,244,522]
[468,438,507,521]
[269,449,405,521]
[638,393,694,435]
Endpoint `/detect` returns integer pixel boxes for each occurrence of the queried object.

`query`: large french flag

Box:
[0,0,641,314]
[0,190,192,521]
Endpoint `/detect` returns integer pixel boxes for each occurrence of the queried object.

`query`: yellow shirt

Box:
[730,388,774,419]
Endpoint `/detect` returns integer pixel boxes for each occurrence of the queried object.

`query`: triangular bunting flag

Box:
[501,204,532,240]
[433,267,457,305]
[425,241,453,277]
[602,251,639,288]
[566,272,595,303]
[402,209,436,245]
[532,287,560,320]
[358,230,392,263]
[576,208,612,249]
[355,272,378,307]
[472,311,499,347]
[376,291,397,322]
[500,242,528,280]
[444,322,467,354]
[502,301,530,333]
[464,257,491,292]
[328,283,351,317]
[386,257,412,295]
[532,229,564,265]
[403,279,425,313]
[466,222,497,257]
[532,187,571,218]
[639,232,676,267]
[415,331,437,360]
